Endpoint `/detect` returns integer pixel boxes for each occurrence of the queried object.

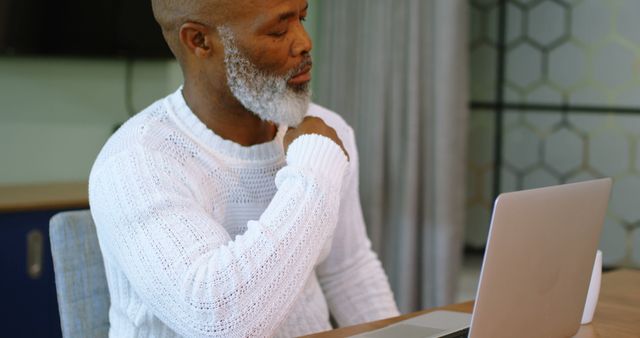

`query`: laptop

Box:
[351,178,612,338]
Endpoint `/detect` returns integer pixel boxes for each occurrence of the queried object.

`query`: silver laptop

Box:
[352,178,612,338]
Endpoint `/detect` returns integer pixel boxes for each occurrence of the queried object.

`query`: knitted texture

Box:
[89,88,399,337]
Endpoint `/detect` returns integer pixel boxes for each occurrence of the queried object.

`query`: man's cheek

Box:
[252,47,291,74]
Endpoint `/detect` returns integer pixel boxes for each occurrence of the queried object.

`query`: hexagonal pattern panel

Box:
[467,0,640,267]
[485,6,499,45]
[526,85,563,104]
[528,1,567,46]
[506,3,523,45]
[615,114,640,135]
[566,171,597,184]
[500,167,518,192]
[549,42,587,89]
[471,0,640,107]
[569,86,608,107]
[469,111,495,165]
[599,217,627,266]
[544,128,583,175]
[610,176,640,223]
[522,168,560,189]
[504,86,522,103]
[571,0,611,45]
[617,87,640,108]
[524,111,562,133]
[617,0,640,46]
[506,42,543,89]
[589,129,630,176]
[503,126,540,170]
[503,108,522,129]
[512,0,537,5]
[592,41,636,88]
[471,45,497,101]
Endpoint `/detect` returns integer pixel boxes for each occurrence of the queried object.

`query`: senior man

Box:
[89,0,399,336]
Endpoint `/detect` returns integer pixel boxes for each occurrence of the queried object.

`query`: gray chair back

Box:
[50,210,110,338]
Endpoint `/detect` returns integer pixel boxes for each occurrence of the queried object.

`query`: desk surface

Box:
[306,269,640,338]
[0,182,88,213]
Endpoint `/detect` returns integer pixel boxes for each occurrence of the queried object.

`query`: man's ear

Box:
[179,22,215,58]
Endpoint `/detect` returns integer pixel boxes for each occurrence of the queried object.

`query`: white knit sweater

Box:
[89,88,399,337]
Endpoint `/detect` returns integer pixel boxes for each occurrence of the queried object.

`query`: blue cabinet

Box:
[0,182,88,338]
[0,210,68,337]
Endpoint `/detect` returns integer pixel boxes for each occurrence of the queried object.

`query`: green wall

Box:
[0,58,182,185]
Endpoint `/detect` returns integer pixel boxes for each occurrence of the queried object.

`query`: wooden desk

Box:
[306,269,640,338]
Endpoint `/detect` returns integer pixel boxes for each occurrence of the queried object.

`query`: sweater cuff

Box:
[286,134,349,187]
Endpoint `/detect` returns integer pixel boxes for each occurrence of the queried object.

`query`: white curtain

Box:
[312,0,469,313]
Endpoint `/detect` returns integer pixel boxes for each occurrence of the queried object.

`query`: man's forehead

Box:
[240,0,307,10]
[227,0,308,23]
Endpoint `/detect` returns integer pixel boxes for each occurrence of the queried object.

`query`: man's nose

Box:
[291,23,312,57]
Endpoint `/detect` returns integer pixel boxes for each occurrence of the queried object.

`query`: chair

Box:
[50,210,110,338]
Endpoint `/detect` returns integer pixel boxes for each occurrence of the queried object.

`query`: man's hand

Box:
[284,116,349,161]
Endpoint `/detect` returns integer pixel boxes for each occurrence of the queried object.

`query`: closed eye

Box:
[267,3,308,38]
[269,30,287,37]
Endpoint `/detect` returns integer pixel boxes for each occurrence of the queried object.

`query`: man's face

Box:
[218,0,312,127]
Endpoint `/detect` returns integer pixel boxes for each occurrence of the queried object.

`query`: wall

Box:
[0,2,319,186]
[0,57,182,185]
[467,0,640,268]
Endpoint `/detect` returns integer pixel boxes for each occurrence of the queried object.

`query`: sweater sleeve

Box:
[89,134,348,338]
[315,126,400,326]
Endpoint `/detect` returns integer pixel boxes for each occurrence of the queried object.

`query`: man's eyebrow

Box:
[277,3,309,22]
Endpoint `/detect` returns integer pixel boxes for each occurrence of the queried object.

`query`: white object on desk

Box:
[581,250,602,325]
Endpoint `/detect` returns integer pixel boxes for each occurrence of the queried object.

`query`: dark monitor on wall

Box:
[0,0,173,59]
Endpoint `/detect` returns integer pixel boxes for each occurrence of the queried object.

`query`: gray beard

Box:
[218,26,311,127]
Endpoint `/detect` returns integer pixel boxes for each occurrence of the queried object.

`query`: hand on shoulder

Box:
[284,116,350,161]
